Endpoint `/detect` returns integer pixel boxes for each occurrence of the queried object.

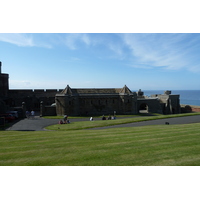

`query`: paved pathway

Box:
[6,116,94,131]
[91,115,200,130]
[6,116,59,131]
[5,115,200,131]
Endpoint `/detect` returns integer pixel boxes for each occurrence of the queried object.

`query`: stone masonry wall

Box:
[7,89,62,111]
[56,93,137,116]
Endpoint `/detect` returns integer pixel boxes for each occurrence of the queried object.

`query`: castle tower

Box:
[0,61,9,97]
[0,61,2,73]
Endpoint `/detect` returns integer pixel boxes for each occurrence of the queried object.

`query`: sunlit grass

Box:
[1,122,200,166]
[46,112,200,131]
[43,114,140,119]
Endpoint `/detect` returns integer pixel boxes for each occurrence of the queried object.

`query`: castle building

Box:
[0,62,9,113]
[0,61,181,116]
[55,85,180,116]
[55,85,138,116]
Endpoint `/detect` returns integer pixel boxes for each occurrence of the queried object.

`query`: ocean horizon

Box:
[133,90,200,106]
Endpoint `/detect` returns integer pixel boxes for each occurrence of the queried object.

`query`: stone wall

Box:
[7,89,62,111]
[151,93,180,114]
[56,92,138,116]
[0,62,9,97]
[0,99,6,113]
[41,106,56,116]
[137,98,163,114]
[0,73,9,97]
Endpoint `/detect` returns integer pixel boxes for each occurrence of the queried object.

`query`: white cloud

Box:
[107,42,124,59]
[64,33,92,50]
[64,34,78,50]
[0,33,52,48]
[81,34,91,46]
[121,33,200,72]
[0,33,34,47]
[64,33,127,60]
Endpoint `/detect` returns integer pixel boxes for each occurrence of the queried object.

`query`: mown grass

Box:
[43,112,200,120]
[1,122,200,166]
[43,114,142,119]
[46,112,200,131]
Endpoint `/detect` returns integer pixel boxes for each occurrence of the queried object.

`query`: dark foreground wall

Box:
[0,99,6,113]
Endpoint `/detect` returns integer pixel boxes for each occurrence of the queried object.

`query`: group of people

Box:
[90,115,116,121]
[58,114,116,124]
[26,110,35,119]
[59,115,70,124]
[102,115,116,120]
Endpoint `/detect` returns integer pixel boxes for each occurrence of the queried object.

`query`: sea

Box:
[141,90,200,106]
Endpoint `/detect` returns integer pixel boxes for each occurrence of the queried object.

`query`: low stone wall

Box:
[41,106,56,116]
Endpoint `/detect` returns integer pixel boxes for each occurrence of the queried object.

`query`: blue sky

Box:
[1,33,200,90]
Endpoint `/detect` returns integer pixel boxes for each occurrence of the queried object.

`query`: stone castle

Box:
[0,61,181,116]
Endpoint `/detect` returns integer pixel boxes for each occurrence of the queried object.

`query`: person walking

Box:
[26,111,30,119]
[31,110,35,119]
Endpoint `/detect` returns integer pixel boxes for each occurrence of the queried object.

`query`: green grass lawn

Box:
[1,122,200,166]
[43,114,141,119]
[43,112,200,120]
[46,112,200,131]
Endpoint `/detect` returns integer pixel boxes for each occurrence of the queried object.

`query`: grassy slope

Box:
[46,112,200,131]
[1,123,200,166]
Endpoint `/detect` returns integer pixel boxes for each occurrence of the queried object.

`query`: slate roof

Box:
[60,85,133,95]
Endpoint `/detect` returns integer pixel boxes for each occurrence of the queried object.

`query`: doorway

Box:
[139,103,148,113]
